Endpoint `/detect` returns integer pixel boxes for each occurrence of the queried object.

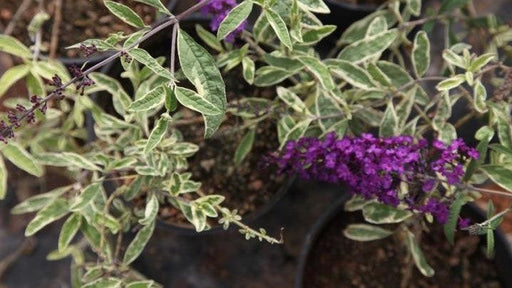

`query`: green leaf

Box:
[104,0,146,28]
[297,56,335,90]
[407,230,435,277]
[473,80,487,113]
[343,224,394,241]
[242,57,255,84]
[297,0,330,13]
[196,25,223,53]
[70,183,102,211]
[174,87,223,115]
[439,0,468,14]
[128,86,165,112]
[480,165,512,192]
[134,0,171,15]
[315,89,343,132]
[412,31,430,77]
[344,196,370,212]
[328,59,376,89]
[339,10,395,44]
[89,73,131,115]
[379,102,398,137]
[128,48,173,80]
[217,1,253,40]
[436,74,465,91]
[376,61,412,86]
[367,63,392,87]
[0,156,6,200]
[489,143,512,158]
[337,30,398,63]
[58,214,81,252]
[11,186,70,214]
[94,213,121,234]
[362,203,412,224]
[439,123,457,144]
[178,29,226,138]
[26,199,69,236]
[302,25,336,44]
[169,143,199,156]
[365,17,387,37]
[234,129,255,166]
[144,117,169,155]
[280,119,311,147]
[124,176,146,201]
[26,72,45,96]
[277,86,307,113]
[497,116,512,149]
[444,193,465,245]
[469,53,495,72]
[139,195,159,225]
[464,126,494,182]
[36,152,101,171]
[0,64,30,97]
[2,143,43,177]
[263,54,304,71]
[164,86,177,112]
[0,35,31,58]
[126,281,159,288]
[442,49,465,68]
[123,220,155,265]
[407,0,422,16]
[254,66,297,86]
[487,228,495,258]
[82,278,122,288]
[265,8,292,49]
[31,61,70,83]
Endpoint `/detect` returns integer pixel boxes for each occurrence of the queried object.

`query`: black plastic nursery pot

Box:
[295,200,512,288]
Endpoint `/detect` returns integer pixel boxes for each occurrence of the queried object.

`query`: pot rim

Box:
[156,175,296,236]
[294,198,512,288]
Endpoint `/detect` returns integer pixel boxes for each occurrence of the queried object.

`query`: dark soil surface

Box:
[303,210,504,288]
[0,0,166,58]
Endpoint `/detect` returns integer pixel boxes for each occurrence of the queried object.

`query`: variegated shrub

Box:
[0,0,512,286]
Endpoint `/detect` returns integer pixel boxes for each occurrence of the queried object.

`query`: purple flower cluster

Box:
[201,0,247,42]
[0,75,62,143]
[268,133,478,224]
[79,44,98,57]
[69,65,94,96]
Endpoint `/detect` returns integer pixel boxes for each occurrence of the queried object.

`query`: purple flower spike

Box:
[266,133,478,224]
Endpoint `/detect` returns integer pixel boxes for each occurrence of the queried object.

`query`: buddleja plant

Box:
[0,0,285,287]
[241,0,512,281]
[1,0,512,286]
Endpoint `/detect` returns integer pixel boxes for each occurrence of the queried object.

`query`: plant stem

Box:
[195,190,283,244]
[170,23,179,80]
[49,0,63,59]
[32,0,45,62]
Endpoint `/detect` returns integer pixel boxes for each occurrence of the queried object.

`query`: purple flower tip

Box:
[458,218,471,229]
